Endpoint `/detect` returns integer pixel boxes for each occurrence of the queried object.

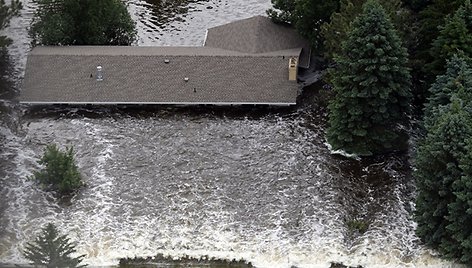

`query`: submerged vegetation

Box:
[23,223,86,268]
[29,0,137,46]
[32,144,84,195]
[346,219,369,235]
[120,255,254,268]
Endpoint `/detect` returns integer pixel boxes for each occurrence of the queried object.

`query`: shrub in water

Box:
[24,223,86,268]
[33,144,83,195]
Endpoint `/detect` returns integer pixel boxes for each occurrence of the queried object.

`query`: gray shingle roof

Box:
[29,45,301,57]
[204,16,311,68]
[20,46,300,105]
[21,16,310,105]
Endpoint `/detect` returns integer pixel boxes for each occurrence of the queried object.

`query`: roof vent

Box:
[164,59,170,64]
[184,77,189,82]
[288,58,298,81]
[96,66,103,81]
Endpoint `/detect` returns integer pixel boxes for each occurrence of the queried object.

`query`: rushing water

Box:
[0,0,463,267]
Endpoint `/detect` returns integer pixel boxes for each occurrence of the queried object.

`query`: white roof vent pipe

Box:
[96,66,103,81]
[203,29,209,46]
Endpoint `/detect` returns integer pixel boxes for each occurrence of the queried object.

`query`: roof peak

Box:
[204,15,309,56]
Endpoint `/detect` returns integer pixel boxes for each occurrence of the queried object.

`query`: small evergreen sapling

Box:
[23,223,86,268]
[326,0,411,156]
[33,144,83,195]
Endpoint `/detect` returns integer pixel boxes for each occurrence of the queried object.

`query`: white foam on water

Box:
[0,123,59,263]
[0,114,464,268]
[2,0,36,76]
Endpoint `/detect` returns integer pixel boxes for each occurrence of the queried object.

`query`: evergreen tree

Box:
[294,0,340,50]
[423,55,472,128]
[412,0,465,96]
[321,0,364,60]
[266,0,296,24]
[30,0,136,46]
[448,138,472,265]
[32,144,83,195]
[415,55,472,265]
[0,0,21,47]
[267,0,339,49]
[428,0,472,77]
[24,223,86,268]
[417,0,465,61]
[321,0,413,60]
[401,0,430,12]
[326,0,411,156]
[415,99,472,259]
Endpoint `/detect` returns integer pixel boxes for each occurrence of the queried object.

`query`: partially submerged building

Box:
[20,16,311,106]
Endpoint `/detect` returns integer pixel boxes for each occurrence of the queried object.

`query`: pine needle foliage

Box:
[32,144,83,195]
[448,139,472,265]
[415,54,472,265]
[267,0,339,49]
[29,0,136,46]
[326,0,411,156]
[428,0,472,78]
[412,0,465,102]
[321,0,412,60]
[423,55,472,128]
[417,0,465,58]
[23,223,86,268]
[415,98,472,260]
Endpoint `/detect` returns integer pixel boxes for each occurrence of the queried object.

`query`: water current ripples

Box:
[0,0,463,267]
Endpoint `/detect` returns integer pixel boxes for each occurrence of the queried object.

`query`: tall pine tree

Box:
[321,0,413,60]
[416,55,472,266]
[415,98,472,259]
[423,55,472,128]
[408,0,465,104]
[327,0,411,156]
[417,0,464,60]
[448,138,472,265]
[267,0,339,50]
[428,0,472,78]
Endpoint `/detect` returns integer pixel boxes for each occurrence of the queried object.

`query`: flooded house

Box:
[20,16,311,106]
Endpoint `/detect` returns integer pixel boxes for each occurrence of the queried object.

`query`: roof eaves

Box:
[20,101,297,106]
